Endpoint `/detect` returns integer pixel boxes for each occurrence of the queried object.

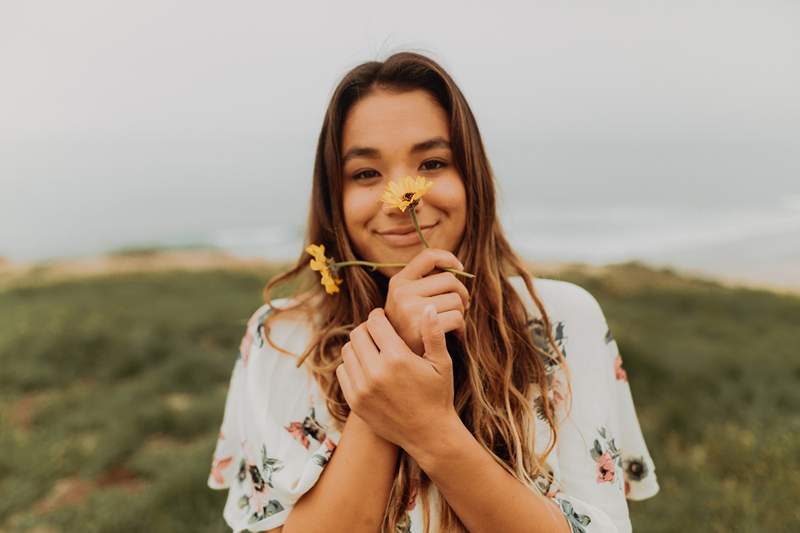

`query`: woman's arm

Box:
[405,414,571,533]
[281,411,399,533]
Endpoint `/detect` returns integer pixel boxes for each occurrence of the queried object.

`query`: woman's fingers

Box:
[436,309,466,335]
[349,323,382,378]
[411,272,469,309]
[341,341,367,392]
[336,363,353,403]
[427,292,465,315]
[392,248,463,281]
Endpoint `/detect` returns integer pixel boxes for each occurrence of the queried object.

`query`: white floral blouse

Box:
[207,276,660,532]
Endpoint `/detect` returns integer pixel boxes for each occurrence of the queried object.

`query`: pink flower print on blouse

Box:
[239,327,254,366]
[211,456,234,485]
[239,305,275,366]
[596,452,616,483]
[590,426,624,490]
[323,436,336,453]
[614,355,628,382]
[285,406,328,450]
[245,457,286,525]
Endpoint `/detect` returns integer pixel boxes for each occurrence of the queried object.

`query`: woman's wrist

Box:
[347,410,400,452]
[402,410,465,471]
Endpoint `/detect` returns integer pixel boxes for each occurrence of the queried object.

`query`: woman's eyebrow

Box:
[342,136,451,164]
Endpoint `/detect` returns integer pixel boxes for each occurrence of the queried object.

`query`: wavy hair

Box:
[260,50,573,533]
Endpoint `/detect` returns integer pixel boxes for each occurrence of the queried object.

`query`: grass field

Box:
[0,258,798,532]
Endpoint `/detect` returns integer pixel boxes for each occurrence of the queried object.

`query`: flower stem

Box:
[332,260,406,272]
[332,260,474,278]
[409,205,430,248]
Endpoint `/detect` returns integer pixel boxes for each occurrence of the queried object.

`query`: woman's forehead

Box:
[342,91,449,157]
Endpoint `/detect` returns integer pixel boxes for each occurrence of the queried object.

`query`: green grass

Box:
[0,262,797,532]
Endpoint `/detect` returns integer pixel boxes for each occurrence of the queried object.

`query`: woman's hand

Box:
[385,248,470,355]
[335,306,458,451]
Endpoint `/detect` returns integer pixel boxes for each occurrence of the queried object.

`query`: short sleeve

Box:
[603,324,660,500]
[516,278,659,533]
[207,300,342,532]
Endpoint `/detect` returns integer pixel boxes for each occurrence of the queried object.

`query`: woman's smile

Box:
[375,220,439,247]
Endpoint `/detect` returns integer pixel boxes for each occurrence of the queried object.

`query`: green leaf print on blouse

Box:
[529,317,568,421]
[235,447,288,525]
[528,317,568,370]
[249,499,286,524]
[532,464,558,498]
[238,304,275,366]
[590,426,624,491]
[261,444,285,487]
[555,497,592,533]
[311,437,337,467]
[604,327,614,345]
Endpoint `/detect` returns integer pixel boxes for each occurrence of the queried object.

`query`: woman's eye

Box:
[353,170,379,180]
[421,160,447,171]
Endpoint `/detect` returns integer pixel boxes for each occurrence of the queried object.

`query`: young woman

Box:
[207,51,659,533]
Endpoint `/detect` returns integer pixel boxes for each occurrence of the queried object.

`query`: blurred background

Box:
[1,1,798,532]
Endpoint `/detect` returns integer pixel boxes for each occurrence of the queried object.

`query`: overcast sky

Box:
[1,1,798,262]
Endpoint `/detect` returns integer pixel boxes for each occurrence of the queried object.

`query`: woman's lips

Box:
[376,221,438,246]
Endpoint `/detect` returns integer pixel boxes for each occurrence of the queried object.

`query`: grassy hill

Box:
[0,254,797,532]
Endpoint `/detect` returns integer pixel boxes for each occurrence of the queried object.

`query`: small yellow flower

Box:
[305,244,343,295]
[320,269,343,294]
[380,175,434,212]
[306,244,328,271]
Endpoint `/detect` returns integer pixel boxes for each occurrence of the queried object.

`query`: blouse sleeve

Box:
[534,282,659,533]
[207,300,341,532]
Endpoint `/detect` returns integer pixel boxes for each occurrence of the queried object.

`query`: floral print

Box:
[238,303,274,366]
[590,426,623,490]
[285,405,328,449]
[529,317,568,421]
[232,453,287,525]
[605,327,629,382]
[613,355,628,382]
[260,444,285,487]
[605,328,628,382]
[532,465,559,498]
[622,456,650,497]
[209,280,660,532]
[311,437,337,467]
[556,497,592,533]
[210,455,233,486]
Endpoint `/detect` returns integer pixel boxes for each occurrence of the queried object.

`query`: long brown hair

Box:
[260,50,573,533]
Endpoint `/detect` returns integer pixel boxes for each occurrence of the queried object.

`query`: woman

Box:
[207,51,659,533]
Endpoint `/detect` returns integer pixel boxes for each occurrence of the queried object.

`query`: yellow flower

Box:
[305,244,343,295]
[320,269,343,294]
[380,175,434,212]
[306,244,328,271]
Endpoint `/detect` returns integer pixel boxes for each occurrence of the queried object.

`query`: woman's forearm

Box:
[282,411,399,533]
[405,413,571,533]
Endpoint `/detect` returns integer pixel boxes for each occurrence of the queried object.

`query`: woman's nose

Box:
[380,198,424,215]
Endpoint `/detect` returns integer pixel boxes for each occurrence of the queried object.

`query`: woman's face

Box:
[341,88,467,278]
